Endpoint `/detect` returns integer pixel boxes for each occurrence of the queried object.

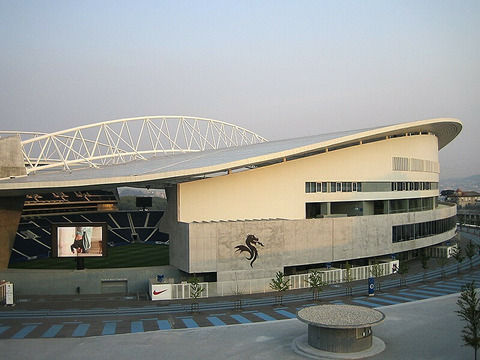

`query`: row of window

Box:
[392,216,456,243]
[391,182,438,191]
[305,182,362,193]
[392,157,439,173]
[305,181,438,194]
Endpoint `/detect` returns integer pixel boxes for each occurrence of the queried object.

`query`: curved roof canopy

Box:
[0,117,462,196]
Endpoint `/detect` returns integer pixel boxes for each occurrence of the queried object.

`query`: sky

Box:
[0,0,479,180]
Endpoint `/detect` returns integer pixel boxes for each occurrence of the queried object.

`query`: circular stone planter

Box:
[296,304,385,355]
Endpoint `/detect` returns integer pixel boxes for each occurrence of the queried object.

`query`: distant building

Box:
[446,189,480,208]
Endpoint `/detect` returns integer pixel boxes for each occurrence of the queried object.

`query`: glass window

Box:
[316,183,322,192]
[322,182,328,192]
[336,182,342,192]
[353,182,357,192]
[305,182,316,193]
[331,182,336,192]
[357,182,362,192]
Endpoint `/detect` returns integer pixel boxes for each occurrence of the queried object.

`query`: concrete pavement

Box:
[0,293,472,360]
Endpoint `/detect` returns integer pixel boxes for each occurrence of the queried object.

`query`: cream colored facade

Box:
[178,134,439,222]
[166,131,458,282]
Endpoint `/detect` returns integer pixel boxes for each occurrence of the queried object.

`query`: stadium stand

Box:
[10,211,168,264]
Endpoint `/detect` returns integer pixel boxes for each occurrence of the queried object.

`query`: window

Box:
[305,182,316,193]
[336,182,342,192]
[392,216,456,243]
[322,182,328,192]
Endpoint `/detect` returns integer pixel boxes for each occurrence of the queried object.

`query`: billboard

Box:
[51,223,108,258]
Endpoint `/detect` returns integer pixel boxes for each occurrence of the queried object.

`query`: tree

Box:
[188,274,204,313]
[305,270,326,301]
[398,261,409,287]
[370,259,384,291]
[452,245,465,274]
[231,271,245,311]
[270,271,290,306]
[437,256,449,278]
[466,240,478,270]
[420,251,430,282]
[344,261,354,296]
[456,281,480,360]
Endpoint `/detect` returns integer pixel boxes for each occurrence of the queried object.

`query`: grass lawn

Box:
[8,243,169,270]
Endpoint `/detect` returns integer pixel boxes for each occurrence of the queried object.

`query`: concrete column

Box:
[0,197,25,269]
[0,135,27,269]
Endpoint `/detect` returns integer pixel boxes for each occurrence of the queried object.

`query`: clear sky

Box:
[1,0,479,179]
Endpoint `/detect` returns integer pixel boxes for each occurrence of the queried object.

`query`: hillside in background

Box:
[440,174,480,192]
[117,187,167,210]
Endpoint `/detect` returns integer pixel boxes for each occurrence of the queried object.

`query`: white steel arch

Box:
[0,116,268,174]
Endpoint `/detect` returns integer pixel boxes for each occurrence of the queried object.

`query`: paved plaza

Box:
[0,293,473,360]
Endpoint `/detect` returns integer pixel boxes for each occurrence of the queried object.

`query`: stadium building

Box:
[0,117,462,295]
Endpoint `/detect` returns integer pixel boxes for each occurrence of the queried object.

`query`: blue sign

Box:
[368,277,375,296]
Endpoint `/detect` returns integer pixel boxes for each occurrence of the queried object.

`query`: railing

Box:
[171,282,209,299]
[289,260,400,290]
[171,261,401,298]
[0,281,9,303]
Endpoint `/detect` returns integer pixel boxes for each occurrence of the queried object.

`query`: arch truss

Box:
[0,116,268,174]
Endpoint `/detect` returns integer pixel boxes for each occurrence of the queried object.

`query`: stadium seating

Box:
[10,211,168,264]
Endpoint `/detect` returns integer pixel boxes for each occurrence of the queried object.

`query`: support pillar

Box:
[0,196,25,269]
[0,135,27,269]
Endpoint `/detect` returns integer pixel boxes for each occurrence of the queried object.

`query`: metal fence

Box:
[171,260,400,299]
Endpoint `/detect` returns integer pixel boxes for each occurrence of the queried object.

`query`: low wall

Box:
[1,261,399,298]
[0,266,183,296]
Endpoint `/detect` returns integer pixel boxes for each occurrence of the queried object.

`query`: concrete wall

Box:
[0,136,26,179]
[0,136,26,269]
[178,134,439,222]
[183,204,456,281]
[158,186,191,272]
[0,266,183,296]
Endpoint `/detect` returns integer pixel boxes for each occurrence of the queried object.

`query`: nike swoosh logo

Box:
[153,289,168,296]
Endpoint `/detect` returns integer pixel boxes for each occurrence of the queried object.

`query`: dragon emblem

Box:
[234,234,264,267]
